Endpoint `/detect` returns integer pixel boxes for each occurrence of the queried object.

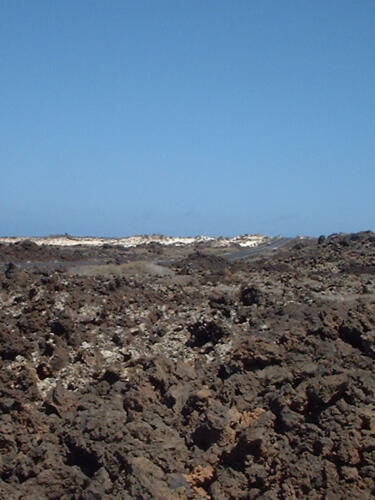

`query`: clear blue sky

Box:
[1,1,374,237]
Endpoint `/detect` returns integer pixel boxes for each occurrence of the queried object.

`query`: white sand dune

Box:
[0,234,266,248]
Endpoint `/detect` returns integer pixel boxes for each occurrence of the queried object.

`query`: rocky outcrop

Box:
[1,232,375,498]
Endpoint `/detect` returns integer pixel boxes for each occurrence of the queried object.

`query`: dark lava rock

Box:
[187,321,226,348]
[240,285,262,306]
[1,232,375,498]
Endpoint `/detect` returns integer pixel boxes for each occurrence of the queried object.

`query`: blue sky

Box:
[1,1,374,237]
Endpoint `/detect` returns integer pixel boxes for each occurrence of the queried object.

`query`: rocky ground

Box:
[1,232,375,499]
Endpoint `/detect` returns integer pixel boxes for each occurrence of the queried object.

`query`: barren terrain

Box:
[1,232,375,499]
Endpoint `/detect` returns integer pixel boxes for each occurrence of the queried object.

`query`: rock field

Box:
[1,232,375,499]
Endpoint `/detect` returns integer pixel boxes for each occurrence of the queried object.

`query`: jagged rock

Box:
[1,232,375,498]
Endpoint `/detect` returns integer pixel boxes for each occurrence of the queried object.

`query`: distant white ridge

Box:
[0,234,266,248]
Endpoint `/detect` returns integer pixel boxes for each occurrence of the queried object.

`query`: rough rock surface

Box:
[1,232,375,498]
